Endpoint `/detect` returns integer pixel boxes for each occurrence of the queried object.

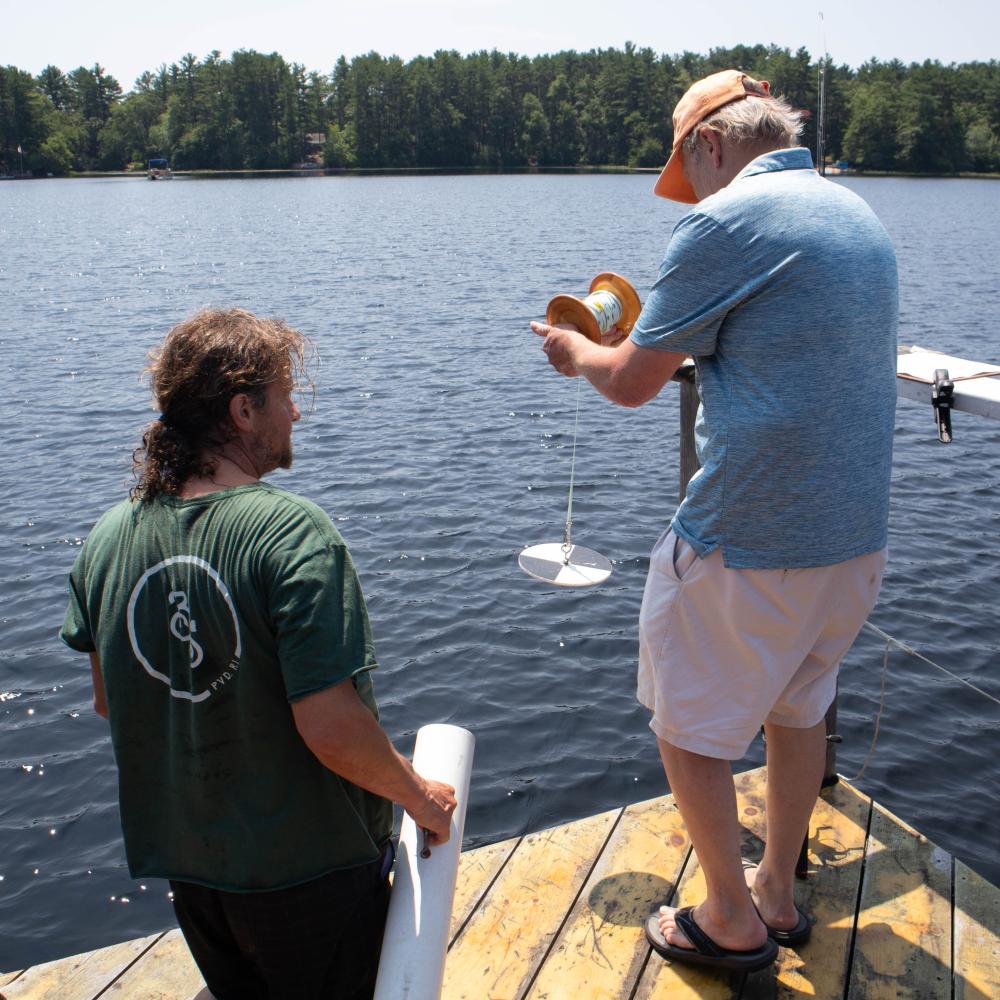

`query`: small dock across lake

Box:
[3,766,998,999]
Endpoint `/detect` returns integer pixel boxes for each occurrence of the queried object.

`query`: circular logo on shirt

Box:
[126,556,242,703]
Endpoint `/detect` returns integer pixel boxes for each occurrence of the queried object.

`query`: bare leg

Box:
[656,738,767,951]
[747,719,826,929]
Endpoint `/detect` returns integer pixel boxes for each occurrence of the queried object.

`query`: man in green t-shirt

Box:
[60,308,456,999]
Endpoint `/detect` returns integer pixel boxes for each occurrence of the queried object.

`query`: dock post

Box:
[823,690,839,786]
[799,690,839,879]
[677,365,700,500]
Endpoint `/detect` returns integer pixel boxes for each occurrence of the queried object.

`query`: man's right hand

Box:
[407,777,458,845]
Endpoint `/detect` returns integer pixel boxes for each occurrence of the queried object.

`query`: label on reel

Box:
[582,290,623,335]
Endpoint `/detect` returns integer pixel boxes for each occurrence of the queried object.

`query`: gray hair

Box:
[683,94,805,154]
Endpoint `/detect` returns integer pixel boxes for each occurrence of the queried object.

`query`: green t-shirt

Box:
[59,483,393,891]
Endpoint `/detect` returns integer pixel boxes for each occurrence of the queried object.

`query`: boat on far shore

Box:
[147,158,172,180]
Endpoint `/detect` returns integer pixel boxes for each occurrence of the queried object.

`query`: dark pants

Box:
[170,851,391,1000]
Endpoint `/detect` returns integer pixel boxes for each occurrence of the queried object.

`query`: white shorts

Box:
[637,529,887,760]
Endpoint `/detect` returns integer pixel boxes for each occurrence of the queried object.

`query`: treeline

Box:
[2,44,999,176]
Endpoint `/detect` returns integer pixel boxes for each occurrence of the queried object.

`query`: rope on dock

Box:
[847,620,999,782]
[846,632,892,781]
[861,620,1000,708]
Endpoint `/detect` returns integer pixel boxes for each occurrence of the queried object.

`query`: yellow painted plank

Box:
[526,793,691,1000]
[631,771,774,1000]
[954,859,1000,999]
[774,779,871,998]
[1,933,162,1000]
[847,801,952,999]
[441,807,620,1000]
[450,836,520,943]
[632,846,742,1000]
[634,769,771,999]
[7,773,994,1000]
[739,776,872,999]
[729,767,789,1000]
[632,768,875,1000]
[105,928,204,999]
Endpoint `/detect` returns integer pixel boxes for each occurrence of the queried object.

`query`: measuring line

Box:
[862,620,1000,707]
[562,378,583,551]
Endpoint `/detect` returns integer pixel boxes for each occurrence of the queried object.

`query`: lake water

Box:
[1,172,998,969]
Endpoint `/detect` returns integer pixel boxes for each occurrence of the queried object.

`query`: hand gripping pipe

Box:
[374,724,476,1000]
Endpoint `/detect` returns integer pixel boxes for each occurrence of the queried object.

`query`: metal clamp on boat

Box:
[932,368,954,443]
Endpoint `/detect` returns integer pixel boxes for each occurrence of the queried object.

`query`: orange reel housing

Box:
[545,272,642,344]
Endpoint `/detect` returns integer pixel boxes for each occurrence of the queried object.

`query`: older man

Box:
[61,309,456,999]
[532,71,897,973]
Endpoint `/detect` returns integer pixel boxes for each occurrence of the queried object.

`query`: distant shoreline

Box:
[36,166,1000,181]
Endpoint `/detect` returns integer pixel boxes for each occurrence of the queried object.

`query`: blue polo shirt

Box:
[631,147,898,568]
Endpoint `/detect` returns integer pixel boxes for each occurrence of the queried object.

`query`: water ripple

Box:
[1,174,998,968]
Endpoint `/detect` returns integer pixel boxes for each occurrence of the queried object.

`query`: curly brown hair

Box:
[131,308,310,502]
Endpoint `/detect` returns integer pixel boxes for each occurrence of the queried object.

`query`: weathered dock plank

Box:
[4,769,997,1000]
[954,859,1000,999]
[101,928,204,999]
[632,846,739,1000]
[450,835,520,942]
[634,771,785,1000]
[739,774,873,1000]
[441,807,619,1000]
[629,770,877,1000]
[1,932,162,1000]
[525,794,690,1000]
[847,800,952,999]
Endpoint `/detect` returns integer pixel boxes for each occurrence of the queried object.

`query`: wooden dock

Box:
[3,766,998,999]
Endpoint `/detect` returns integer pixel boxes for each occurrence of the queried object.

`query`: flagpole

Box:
[817,13,828,177]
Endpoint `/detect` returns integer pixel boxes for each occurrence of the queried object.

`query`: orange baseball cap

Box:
[653,70,771,203]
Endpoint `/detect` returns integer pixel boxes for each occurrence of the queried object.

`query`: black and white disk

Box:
[518,542,612,587]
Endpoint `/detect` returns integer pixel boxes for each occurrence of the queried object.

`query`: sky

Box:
[6,0,999,90]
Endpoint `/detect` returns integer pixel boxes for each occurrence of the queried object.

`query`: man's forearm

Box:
[568,338,642,406]
[89,652,109,718]
[292,681,427,814]
[293,680,457,842]
[534,322,685,407]
[319,711,425,811]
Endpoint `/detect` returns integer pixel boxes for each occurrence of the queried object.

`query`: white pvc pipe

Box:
[374,723,475,1000]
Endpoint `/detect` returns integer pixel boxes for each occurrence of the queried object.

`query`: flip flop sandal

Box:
[753,901,812,947]
[644,906,779,973]
[741,860,813,948]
